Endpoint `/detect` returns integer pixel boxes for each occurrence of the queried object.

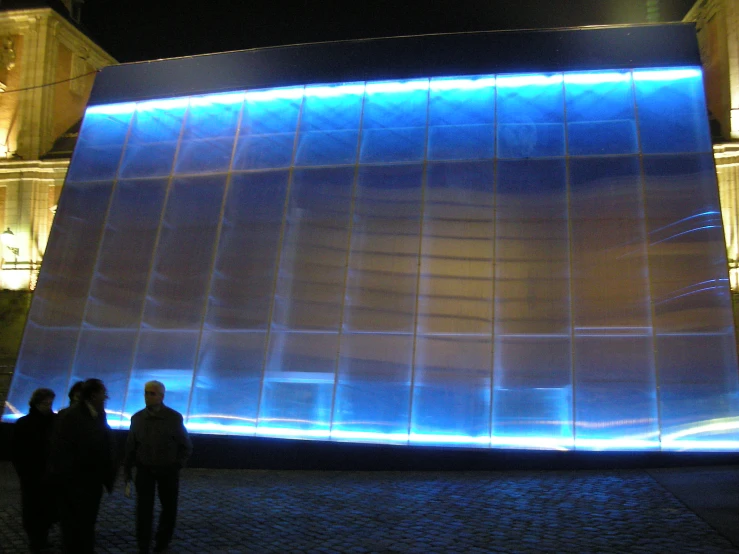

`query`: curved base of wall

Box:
[3,423,736,471]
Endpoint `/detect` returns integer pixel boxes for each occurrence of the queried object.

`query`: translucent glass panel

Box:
[569,157,658,447]
[428,77,495,161]
[497,74,564,158]
[634,69,712,154]
[66,105,134,182]
[205,171,289,329]
[343,164,423,332]
[6,67,739,453]
[176,93,243,174]
[643,153,739,448]
[493,159,572,445]
[296,83,363,166]
[119,100,187,178]
[564,72,637,156]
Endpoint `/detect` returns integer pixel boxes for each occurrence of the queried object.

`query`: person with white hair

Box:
[123,380,192,554]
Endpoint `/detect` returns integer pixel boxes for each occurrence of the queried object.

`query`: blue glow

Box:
[365,79,429,94]
[86,102,137,115]
[15,414,739,452]
[245,86,304,101]
[496,74,563,87]
[304,83,365,98]
[409,433,493,446]
[633,68,702,81]
[136,98,189,112]
[190,92,246,106]
[650,211,721,233]
[564,72,631,84]
[650,225,722,245]
[8,64,738,453]
[430,77,496,90]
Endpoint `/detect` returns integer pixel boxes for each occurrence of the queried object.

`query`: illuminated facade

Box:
[0,1,115,291]
[685,0,739,288]
[3,25,739,451]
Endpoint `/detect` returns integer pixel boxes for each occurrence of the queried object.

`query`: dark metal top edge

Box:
[88,23,700,106]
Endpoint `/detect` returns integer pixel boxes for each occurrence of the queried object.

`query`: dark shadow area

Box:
[649,465,739,549]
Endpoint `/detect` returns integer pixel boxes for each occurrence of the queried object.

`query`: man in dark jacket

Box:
[57,380,84,420]
[124,380,192,554]
[51,378,116,554]
[11,388,57,552]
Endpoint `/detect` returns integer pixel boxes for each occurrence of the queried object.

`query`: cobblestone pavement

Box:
[1,462,738,553]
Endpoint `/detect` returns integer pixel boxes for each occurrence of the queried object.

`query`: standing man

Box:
[51,378,116,554]
[57,380,84,420]
[124,381,193,554]
[11,388,57,552]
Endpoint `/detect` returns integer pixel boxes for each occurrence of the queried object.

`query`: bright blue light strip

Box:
[365,79,429,94]
[245,86,304,102]
[86,102,137,115]
[429,77,496,90]
[563,71,631,84]
[136,98,189,112]
[304,83,365,98]
[88,418,739,452]
[4,411,739,451]
[496,74,563,87]
[86,67,703,116]
[190,92,246,106]
[633,68,702,81]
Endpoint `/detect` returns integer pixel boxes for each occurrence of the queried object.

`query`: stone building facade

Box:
[0,0,115,290]
[684,0,739,288]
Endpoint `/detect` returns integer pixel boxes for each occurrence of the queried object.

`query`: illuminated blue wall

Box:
[4,67,739,451]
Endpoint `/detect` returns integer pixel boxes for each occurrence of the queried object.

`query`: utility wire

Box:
[0,69,100,94]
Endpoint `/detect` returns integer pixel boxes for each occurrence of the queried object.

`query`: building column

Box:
[15,13,57,160]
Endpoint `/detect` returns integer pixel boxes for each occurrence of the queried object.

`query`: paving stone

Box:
[1,462,739,553]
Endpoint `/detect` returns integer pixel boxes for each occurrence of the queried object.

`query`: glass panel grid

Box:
[6,67,739,453]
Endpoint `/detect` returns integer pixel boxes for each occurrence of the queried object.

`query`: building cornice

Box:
[0,158,69,172]
[0,8,115,67]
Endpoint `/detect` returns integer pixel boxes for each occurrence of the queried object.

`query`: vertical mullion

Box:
[328,84,367,438]
[184,95,248,425]
[406,80,431,444]
[631,70,663,448]
[489,76,499,448]
[254,88,307,434]
[563,73,577,450]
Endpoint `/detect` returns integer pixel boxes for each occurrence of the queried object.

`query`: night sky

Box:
[82,0,701,63]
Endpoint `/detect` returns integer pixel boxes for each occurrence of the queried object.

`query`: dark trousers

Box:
[58,480,103,554]
[19,478,55,550]
[135,465,180,551]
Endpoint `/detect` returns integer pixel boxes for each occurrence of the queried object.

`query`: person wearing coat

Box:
[57,380,84,420]
[11,388,57,553]
[51,378,117,554]
[124,380,192,554]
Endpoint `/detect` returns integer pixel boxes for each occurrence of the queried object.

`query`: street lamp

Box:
[1,227,19,266]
